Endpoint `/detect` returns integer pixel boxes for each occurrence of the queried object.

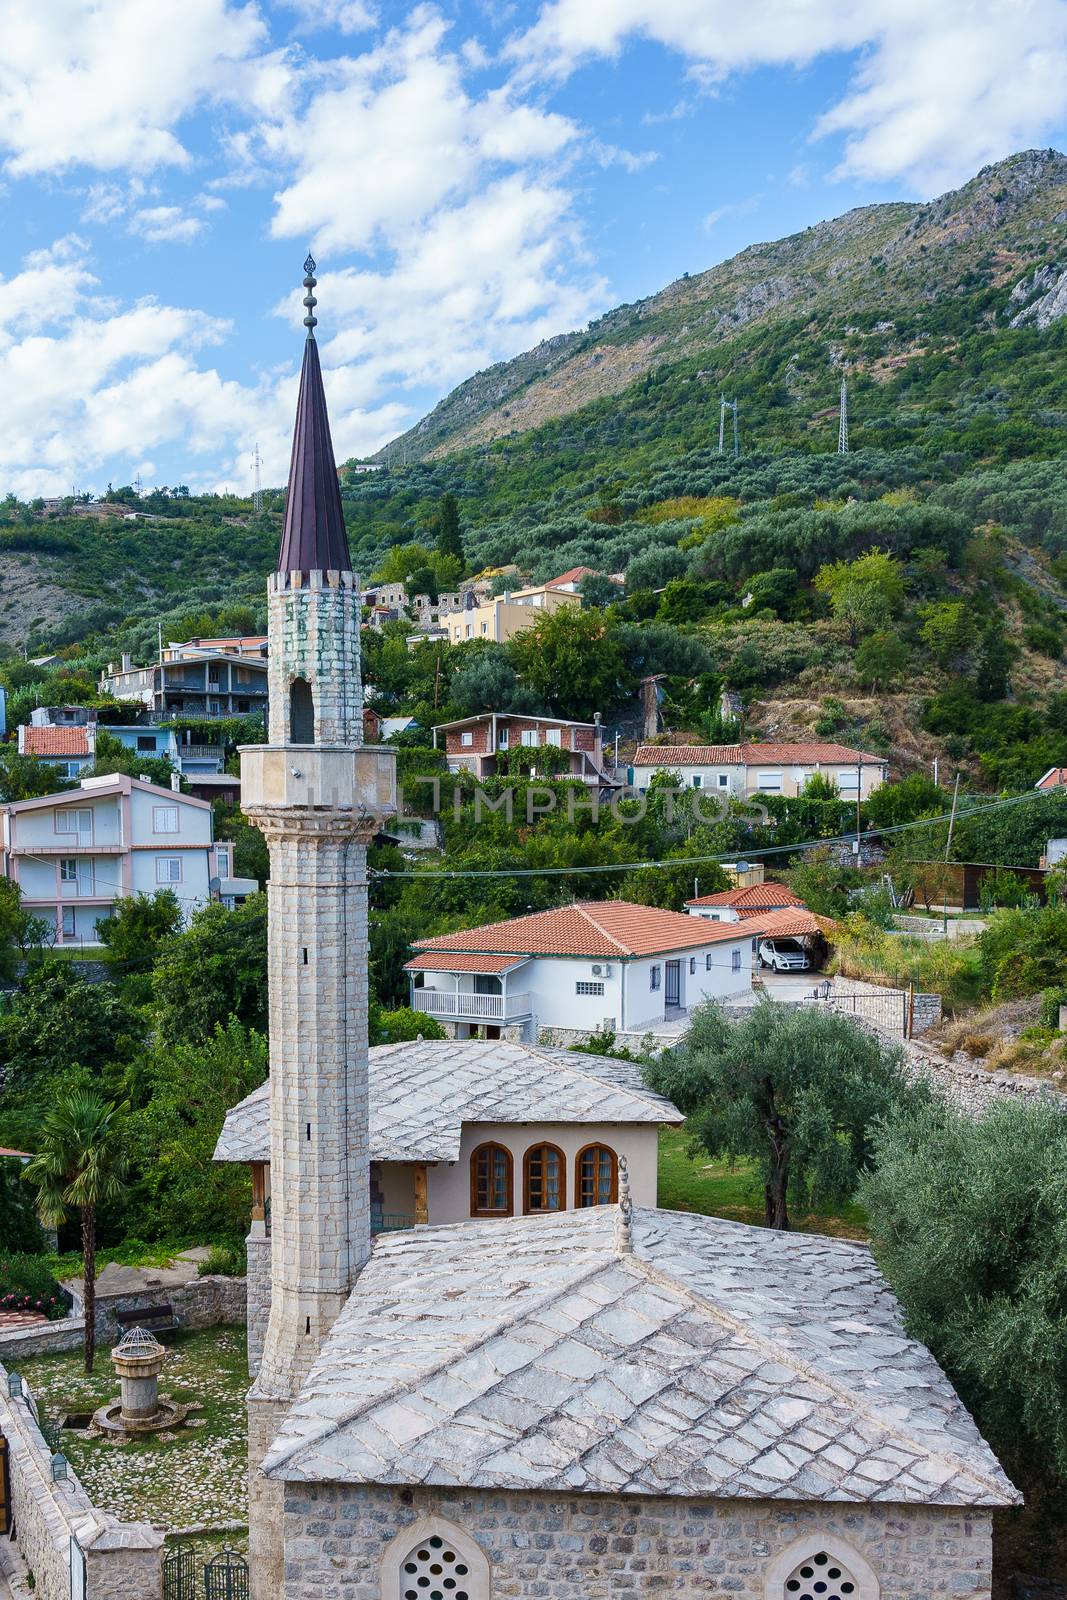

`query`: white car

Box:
[758,938,811,973]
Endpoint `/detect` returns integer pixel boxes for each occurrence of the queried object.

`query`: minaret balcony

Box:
[239,743,397,818]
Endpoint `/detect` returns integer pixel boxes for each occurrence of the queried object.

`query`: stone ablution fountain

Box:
[93,1326,191,1437]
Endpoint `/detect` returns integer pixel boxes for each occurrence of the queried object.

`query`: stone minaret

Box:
[243,256,396,1600]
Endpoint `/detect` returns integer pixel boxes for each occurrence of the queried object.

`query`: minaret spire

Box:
[276,253,351,575]
[303,252,317,338]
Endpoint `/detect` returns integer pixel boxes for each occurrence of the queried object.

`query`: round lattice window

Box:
[400,1533,473,1600]
[784,1549,857,1600]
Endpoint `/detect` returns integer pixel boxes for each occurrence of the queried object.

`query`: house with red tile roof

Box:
[405,900,763,1041]
[631,741,888,800]
[17,723,95,778]
[686,879,804,922]
[1036,767,1067,791]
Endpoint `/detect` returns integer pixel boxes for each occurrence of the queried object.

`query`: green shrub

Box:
[197,1243,246,1278]
[0,1252,66,1319]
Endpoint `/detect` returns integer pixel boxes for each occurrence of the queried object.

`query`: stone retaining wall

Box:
[904,1042,1066,1118]
[0,1359,162,1600]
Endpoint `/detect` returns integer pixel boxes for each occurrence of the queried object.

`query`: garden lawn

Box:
[15,1327,248,1530]
[657,1125,869,1239]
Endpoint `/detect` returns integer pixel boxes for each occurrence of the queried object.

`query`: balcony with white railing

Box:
[412,989,532,1021]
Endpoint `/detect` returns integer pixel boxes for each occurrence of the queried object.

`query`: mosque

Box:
[237,257,1015,1600]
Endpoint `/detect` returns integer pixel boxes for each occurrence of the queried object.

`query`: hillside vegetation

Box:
[2,151,1066,788]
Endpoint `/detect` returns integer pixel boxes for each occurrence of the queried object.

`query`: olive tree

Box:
[646,1000,923,1229]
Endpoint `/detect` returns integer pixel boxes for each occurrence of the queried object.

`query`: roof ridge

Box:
[575,905,631,955]
[262,1219,620,1478]
[627,1234,1010,1501]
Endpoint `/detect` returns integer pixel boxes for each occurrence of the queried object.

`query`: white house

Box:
[406,900,761,1041]
[631,740,888,799]
[686,879,804,921]
[1,772,228,945]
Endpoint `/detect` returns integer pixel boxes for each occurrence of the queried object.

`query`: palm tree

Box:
[24,1090,130,1374]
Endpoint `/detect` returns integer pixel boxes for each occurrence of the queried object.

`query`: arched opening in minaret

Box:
[289,677,315,743]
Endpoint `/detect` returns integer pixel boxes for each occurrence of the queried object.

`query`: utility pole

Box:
[252,443,263,514]
[134,472,143,499]
[838,377,849,454]
[943,771,961,936]
[732,397,739,458]
[718,396,726,455]
[856,758,863,857]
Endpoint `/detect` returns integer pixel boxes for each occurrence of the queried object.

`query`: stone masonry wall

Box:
[267,570,362,746]
[246,1234,271,1378]
[279,1483,994,1600]
[0,1360,162,1600]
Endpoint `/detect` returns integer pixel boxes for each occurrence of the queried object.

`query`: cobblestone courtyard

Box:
[15,1327,248,1530]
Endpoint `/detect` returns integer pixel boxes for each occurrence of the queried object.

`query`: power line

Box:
[371,787,1050,883]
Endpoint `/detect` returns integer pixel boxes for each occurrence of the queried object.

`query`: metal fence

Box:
[808,985,910,1037]
[164,1544,249,1600]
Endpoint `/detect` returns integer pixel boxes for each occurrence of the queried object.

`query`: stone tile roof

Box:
[687,880,803,910]
[262,1205,1018,1507]
[403,953,529,974]
[742,742,885,766]
[413,901,754,959]
[633,744,743,766]
[21,726,90,757]
[213,1040,682,1165]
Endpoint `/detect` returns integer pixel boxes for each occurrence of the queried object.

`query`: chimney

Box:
[121,652,132,672]
[170,772,181,792]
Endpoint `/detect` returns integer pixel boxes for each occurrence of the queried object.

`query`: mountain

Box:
[376,149,1067,467]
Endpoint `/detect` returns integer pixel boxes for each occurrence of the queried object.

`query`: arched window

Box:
[576,1144,618,1207]
[381,1516,490,1600]
[470,1143,512,1217]
[523,1143,565,1213]
[289,677,314,743]
[766,1538,878,1600]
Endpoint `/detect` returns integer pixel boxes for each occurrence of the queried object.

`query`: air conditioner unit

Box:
[591,963,612,978]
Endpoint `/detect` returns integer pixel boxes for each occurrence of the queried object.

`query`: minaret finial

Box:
[615,1156,633,1254]
[303,253,317,339]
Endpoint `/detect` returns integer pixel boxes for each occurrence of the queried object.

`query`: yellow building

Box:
[444,583,580,645]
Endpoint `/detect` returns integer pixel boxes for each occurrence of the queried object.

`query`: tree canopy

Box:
[646,1000,923,1228]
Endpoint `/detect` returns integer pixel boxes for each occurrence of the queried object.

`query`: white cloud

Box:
[510,0,1067,193]
[703,193,762,231]
[129,206,206,244]
[246,8,603,446]
[0,235,423,498]
[0,0,273,176]
[283,0,377,33]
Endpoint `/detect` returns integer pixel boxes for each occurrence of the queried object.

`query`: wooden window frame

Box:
[469,1142,513,1218]
[575,1143,618,1208]
[522,1142,566,1215]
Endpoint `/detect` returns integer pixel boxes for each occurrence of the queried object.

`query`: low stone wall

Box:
[63,1274,247,1345]
[0,1359,163,1600]
[905,1042,1066,1118]
[0,1275,248,1365]
[0,1318,86,1361]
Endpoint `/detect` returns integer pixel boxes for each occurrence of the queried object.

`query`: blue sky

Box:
[2,0,1067,498]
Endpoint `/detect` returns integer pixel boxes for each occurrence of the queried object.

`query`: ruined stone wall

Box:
[279,1483,994,1600]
